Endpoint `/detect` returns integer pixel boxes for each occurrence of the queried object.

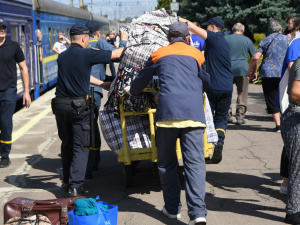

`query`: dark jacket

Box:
[130,38,210,123]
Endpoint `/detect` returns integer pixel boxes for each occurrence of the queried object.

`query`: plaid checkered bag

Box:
[204,93,218,144]
[99,105,152,154]
[109,67,153,117]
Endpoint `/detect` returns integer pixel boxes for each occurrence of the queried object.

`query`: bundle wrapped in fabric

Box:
[100,9,218,153]
[119,8,177,70]
[106,9,177,115]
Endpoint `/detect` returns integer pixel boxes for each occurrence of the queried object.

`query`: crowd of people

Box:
[1,10,300,225]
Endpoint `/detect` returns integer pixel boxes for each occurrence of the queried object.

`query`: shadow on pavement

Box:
[206,171,285,223]
[3,150,187,225]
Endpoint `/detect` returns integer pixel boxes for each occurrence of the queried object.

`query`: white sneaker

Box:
[162,206,181,219]
[279,183,287,196]
[188,217,206,225]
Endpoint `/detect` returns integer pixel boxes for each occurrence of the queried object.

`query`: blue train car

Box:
[0,0,36,100]
[0,0,117,101]
[33,0,110,99]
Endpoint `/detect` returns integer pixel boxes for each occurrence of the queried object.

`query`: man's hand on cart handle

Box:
[124,85,132,96]
[100,81,112,91]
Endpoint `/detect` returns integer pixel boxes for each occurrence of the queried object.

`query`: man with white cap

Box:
[126,21,209,225]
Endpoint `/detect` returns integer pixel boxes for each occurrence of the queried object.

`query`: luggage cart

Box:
[117,89,213,186]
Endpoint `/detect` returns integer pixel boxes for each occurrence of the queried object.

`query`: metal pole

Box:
[70,0,73,6]
[79,0,83,8]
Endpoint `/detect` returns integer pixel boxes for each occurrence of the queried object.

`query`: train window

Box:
[53,26,56,43]
[28,24,32,40]
[21,25,26,56]
[57,27,60,35]
[49,26,53,53]
[62,27,65,36]
[10,25,18,42]
[67,27,70,38]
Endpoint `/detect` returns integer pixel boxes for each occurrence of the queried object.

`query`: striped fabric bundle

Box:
[99,105,151,154]
[118,8,177,70]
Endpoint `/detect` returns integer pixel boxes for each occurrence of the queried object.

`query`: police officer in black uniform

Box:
[53,24,124,197]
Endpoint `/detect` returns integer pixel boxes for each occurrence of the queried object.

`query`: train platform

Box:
[0,82,286,225]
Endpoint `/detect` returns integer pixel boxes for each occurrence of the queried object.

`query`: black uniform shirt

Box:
[0,39,25,91]
[55,43,112,97]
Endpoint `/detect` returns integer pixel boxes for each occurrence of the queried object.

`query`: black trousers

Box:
[54,103,90,189]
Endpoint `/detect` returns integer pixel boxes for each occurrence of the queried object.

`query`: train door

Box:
[27,22,36,94]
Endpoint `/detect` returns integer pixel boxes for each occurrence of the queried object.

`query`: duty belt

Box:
[55,96,86,104]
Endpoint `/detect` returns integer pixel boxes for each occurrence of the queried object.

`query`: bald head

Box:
[232,22,244,34]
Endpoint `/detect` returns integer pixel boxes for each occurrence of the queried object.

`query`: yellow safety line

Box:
[42,54,58,64]
[12,107,52,142]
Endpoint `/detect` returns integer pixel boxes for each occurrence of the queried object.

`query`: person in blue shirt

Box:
[248,20,291,132]
[84,21,128,179]
[180,16,234,164]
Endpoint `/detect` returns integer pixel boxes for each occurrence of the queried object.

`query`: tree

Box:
[179,0,298,33]
[156,0,172,10]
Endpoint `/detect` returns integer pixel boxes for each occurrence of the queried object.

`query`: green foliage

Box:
[156,0,172,10]
[179,0,298,33]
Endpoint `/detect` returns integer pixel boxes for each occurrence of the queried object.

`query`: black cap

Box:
[202,17,224,29]
[168,22,189,37]
[70,23,90,36]
[0,18,7,27]
[85,21,102,34]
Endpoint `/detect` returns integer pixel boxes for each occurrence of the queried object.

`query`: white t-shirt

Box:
[53,41,67,53]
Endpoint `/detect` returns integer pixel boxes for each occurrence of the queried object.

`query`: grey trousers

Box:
[228,76,249,120]
[156,126,207,220]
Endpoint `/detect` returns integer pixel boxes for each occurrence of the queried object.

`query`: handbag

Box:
[68,196,118,225]
[258,33,280,73]
[279,69,290,114]
[4,197,85,225]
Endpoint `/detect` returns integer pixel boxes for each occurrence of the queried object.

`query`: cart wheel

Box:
[124,165,134,187]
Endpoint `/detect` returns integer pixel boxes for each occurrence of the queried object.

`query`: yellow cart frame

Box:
[117,89,213,186]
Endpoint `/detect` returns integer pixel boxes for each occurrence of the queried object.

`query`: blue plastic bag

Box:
[68,197,118,225]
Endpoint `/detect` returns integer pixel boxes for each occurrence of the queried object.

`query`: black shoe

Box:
[205,157,213,164]
[0,158,11,168]
[236,119,246,125]
[91,165,98,171]
[69,186,86,197]
[211,142,223,164]
[227,117,233,123]
[285,213,300,224]
[61,182,70,192]
[85,174,93,179]
[276,125,281,133]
